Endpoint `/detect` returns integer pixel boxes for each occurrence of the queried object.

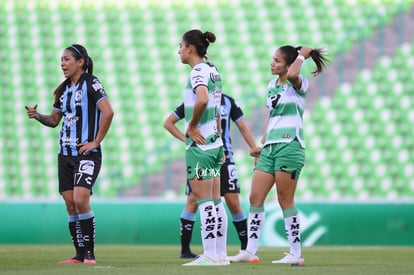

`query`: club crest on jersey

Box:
[220,105,228,117]
[75,90,83,106]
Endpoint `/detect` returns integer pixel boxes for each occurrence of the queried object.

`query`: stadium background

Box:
[0,0,413,246]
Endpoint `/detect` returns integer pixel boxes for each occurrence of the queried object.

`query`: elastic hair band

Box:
[70,45,88,67]
[70,45,84,59]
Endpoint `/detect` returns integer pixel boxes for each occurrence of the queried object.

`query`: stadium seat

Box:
[0,1,412,199]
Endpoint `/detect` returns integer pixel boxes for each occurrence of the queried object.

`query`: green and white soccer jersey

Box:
[264,76,308,148]
[184,62,223,151]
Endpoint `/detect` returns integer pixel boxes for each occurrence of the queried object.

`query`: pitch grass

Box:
[1,245,413,275]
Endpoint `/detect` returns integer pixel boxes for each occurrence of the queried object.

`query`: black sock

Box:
[180,218,195,254]
[233,219,248,250]
[69,221,84,259]
[79,217,96,256]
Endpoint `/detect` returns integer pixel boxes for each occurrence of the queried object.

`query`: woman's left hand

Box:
[77,141,99,154]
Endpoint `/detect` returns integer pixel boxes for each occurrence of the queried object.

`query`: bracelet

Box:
[297,54,305,61]
[258,142,264,148]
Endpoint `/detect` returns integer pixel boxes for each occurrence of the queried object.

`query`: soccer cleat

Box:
[83,251,96,264]
[58,257,83,264]
[271,252,305,266]
[180,251,199,259]
[228,250,259,263]
[182,254,221,266]
[216,257,231,266]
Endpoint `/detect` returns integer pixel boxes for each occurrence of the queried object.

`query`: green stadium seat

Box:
[1,1,413,199]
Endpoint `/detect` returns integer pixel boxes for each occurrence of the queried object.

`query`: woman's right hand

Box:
[250,146,262,158]
[25,104,39,119]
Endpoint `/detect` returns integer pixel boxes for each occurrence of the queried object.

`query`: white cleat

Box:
[216,257,231,266]
[228,250,259,263]
[182,255,222,266]
[271,252,305,266]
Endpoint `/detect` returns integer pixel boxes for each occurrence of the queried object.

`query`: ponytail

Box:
[279,45,330,76]
[308,48,329,76]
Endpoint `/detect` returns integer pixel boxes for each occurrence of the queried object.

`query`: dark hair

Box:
[279,45,329,76]
[182,29,216,59]
[53,44,94,102]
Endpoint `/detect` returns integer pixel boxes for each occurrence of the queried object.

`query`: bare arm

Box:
[163,113,185,143]
[25,104,62,128]
[250,110,270,158]
[185,85,209,145]
[78,98,114,154]
[287,46,313,90]
[235,118,256,149]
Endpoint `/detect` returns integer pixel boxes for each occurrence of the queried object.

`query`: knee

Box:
[64,200,77,215]
[249,194,263,207]
[277,192,294,209]
[75,201,90,214]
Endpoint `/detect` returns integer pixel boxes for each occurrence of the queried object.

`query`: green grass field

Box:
[1,245,413,275]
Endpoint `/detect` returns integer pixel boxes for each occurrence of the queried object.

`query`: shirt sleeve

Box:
[228,96,244,122]
[190,63,209,91]
[53,97,62,110]
[296,75,308,95]
[173,102,185,120]
[89,76,108,104]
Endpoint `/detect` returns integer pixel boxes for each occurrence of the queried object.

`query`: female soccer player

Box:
[177,29,229,266]
[25,44,114,264]
[164,93,257,259]
[229,45,329,266]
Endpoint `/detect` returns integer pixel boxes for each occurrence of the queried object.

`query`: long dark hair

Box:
[53,44,94,102]
[279,45,329,76]
[182,29,216,60]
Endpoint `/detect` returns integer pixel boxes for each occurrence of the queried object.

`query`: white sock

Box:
[246,206,265,255]
[198,199,218,260]
[214,200,228,260]
[284,213,302,258]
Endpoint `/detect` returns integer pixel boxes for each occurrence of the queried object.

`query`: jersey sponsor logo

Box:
[192,74,204,85]
[227,164,237,179]
[64,113,79,128]
[61,136,78,146]
[92,79,103,91]
[209,72,221,83]
[92,79,107,96]
[58,94,64,109]
[79,160,95,176]
[194,161,220,179]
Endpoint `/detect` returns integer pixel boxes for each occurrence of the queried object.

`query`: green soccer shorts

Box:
[255,140,305,180]
[185,145,223,180]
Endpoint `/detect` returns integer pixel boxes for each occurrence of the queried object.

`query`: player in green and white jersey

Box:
[229,45,329,266]
[178,29,228,266]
